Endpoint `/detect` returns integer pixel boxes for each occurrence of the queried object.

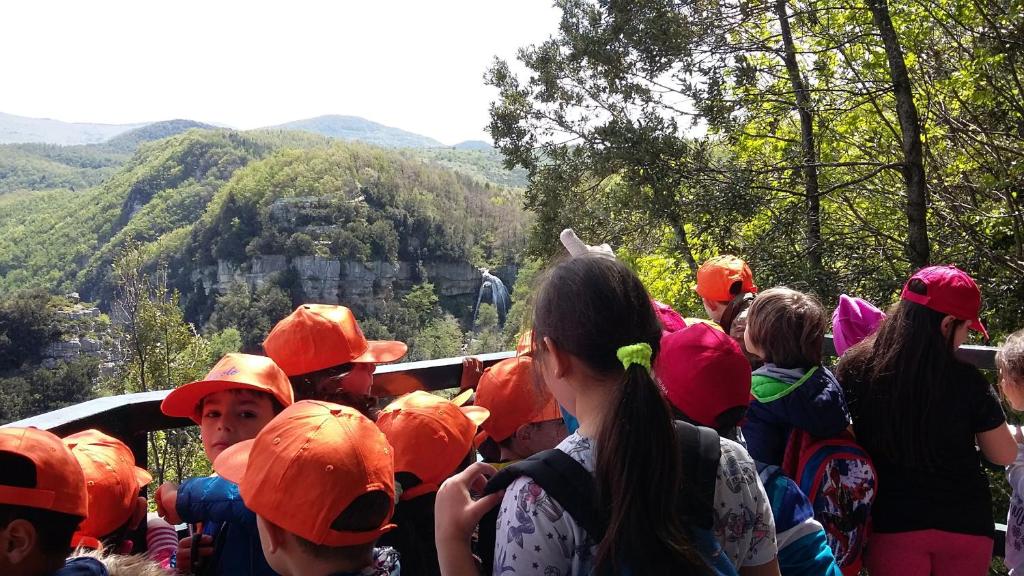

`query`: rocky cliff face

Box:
[191,256,516,316]
[41,295,120,375]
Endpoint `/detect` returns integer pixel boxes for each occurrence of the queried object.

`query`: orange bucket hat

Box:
[474,356,561,446]
[0,427,88,518]
[696,255,758,303]
[375,391,489,501]
[214,400,397,546]
[63,429,153,549]
[161,353,294,424]
[263,305,408,379]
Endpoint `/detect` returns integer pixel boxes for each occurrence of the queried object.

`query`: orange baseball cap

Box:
[696,255,758,302]
[214,400,396,546]
[0,427,88,518]
[161,353,294,424]
[375,391,489,501]
[263,305,408,378]
[474,356,561,446]
[63,429,153,549]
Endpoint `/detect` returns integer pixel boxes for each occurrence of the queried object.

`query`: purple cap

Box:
[832,294,886,356]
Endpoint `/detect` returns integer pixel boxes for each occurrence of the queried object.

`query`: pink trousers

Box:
[864,529,993,576]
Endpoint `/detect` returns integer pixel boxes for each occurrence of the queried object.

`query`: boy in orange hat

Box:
[374,391,488,576]
[156,352,294,576]
[263,304,407,418]
[0,427,108,576]
[473,355,566,466]
[213,400,401,576]
[62,430,177,568]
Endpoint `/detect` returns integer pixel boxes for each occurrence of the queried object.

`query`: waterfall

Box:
[472,269,511,328]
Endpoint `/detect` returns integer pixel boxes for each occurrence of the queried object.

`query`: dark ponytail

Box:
[533,257,707,574]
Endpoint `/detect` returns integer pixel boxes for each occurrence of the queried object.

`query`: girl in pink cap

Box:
[836,265,1015,576]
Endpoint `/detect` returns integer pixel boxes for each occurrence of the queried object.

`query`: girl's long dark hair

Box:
[836,279,966,467]
[532,256,706,574]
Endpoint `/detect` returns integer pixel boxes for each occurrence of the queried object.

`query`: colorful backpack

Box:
[782,429,877,576]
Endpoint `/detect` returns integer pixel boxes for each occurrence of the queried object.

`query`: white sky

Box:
[0,1,562,145]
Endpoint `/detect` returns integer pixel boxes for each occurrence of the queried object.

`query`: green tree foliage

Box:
[488,0,1024,337]
[0,288,62,370]
[0,357,99,424]
[407,315,465,362]
[207,281,293,353]
[208,327,243,363]
[112,244,214,485]
[468,304,504,355]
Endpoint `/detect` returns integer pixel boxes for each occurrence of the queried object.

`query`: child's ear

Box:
[515,424,533,443]
[939,315,957,339]
[257,515,286,555]
[541,337,571,379]
[1,519,37,564]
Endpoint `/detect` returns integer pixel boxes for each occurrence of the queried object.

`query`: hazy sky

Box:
[0,1,562,145]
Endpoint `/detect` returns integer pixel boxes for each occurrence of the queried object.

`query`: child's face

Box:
[703,298,724,323]
[1000,373,1024,412]
[200,390,277,462]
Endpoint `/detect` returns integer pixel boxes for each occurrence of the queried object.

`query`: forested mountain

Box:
[0,111,146,145]
[269,115,445,148]
[0,120,215,194]
[0,128,528,322]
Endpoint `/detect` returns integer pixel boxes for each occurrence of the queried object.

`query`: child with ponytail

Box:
[435,256,778,575]
[837,266,1015,575]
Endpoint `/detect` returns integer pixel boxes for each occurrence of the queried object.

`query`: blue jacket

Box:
[742,364,850,465]
[758,463,841,576]
[56,557,108,576]
[177,475,278,576]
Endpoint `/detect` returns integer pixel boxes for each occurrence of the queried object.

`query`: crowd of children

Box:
[3,230,1024,576]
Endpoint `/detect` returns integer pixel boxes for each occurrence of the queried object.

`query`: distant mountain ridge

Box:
[0,111,481,150]
[268,115,445,148]
[0,112,147,145]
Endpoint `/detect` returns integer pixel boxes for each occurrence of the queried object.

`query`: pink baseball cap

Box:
[832,295,886,356]
[654,322,752,428]
[900,265,988,340]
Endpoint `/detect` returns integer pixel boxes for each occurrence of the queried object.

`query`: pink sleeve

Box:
[146,515,180,569]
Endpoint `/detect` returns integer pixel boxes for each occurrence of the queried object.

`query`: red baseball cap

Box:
[263,305,407,379]
[655,322,752,428]
[473,356,561,446]
[64,429,153,549]
[375,391,489,501]
[161,353,294,424]
[215,400,396,546]
[696,255,757,302]
[901,265,988,340]
[0,427,88,518]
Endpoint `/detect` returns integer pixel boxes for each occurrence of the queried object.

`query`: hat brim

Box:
[451,388,474,407]
[970,318,989,340]
[134,467,153,488]
[460,405,490,427]
[353,340,408,364]
[213,438,254,485]
[162,380,280,423]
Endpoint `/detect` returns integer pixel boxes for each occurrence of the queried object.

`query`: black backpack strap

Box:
[484,449,606,539]
[674,420,721,530]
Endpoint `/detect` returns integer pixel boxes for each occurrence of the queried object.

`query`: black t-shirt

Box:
[844,361,1006,536]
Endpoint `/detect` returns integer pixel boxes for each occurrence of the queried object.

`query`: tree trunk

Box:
[668,217,699,275]
[775,0,825,290]
[866,0,930,267]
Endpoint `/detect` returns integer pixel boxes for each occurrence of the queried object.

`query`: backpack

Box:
[481,421,738,576]
[781,429,877,576]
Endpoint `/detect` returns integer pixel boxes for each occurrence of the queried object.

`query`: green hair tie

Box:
[617,343,652,372]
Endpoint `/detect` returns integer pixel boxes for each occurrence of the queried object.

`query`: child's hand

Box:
[460,357,484,391]
[435,462,503,543]
[176,534,214,575]
[560,228,615,260]
[435,462,504,575]
[156,482,181,525]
